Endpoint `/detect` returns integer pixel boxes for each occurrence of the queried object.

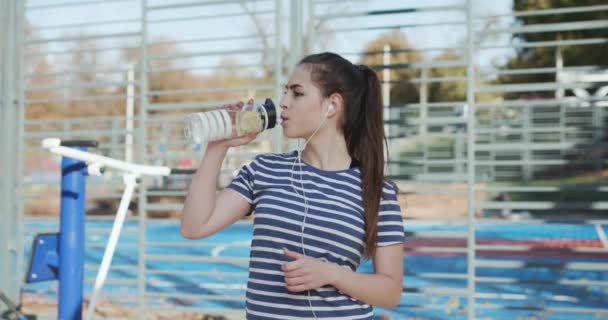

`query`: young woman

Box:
[181,52,405,319]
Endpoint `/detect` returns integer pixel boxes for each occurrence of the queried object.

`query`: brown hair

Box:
[299,52,387,258]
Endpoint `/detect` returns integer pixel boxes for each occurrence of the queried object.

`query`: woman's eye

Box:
[294,92,303,97]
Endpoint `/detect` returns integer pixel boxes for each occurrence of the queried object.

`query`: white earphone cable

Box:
[288,106,332,319]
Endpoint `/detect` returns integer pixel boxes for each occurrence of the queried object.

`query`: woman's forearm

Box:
[328,264,402,309]
[180,144,227,238]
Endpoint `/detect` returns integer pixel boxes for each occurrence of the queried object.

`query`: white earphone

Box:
[327,103,335,114]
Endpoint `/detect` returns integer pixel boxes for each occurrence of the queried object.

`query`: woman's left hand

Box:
[282,248,338,292]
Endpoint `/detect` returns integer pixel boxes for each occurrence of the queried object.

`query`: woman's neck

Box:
[301,132,351,171]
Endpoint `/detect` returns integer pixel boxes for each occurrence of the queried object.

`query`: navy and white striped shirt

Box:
[227,151,405,319]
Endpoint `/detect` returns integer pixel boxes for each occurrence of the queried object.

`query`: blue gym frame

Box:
[27,142,95,320]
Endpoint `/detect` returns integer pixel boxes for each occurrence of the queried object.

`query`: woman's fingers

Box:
[226,132,257,147]
[211,99,259,147]
[283,267,307,278]
[284,275,309,286]
[246,99,254,110]
[286,284,308,292]
[223,100,244,112]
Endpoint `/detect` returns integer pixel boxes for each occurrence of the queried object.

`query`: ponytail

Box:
[299,53,388,258]
[351,65,386,258]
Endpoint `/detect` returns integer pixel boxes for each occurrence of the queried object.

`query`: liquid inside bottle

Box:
[184,98,277,144]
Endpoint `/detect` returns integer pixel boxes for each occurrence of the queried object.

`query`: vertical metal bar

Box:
[58,147,88,320]
[111,118,119,159]
[555,47,564,99]
[456,135,464,175]
[559,103,566,163]
[420,67,428,136]
[489,107,496,182]
[382,44,390,136]
[592,84,605,171]
[0,0,4,86]
[465,0,477,319]
[1,0,18,302]
[593,104,604,171]
[126,65,135,162]
[273,0,283,153]
[288,0,303,152]
[161,120,169,162]
[0,1,10,300]
[14,0,26,303]
[420,66,429,175]
[522,105,532,180]
[137,1,148,319]
[422,140,429,176]
[7,2,17,301]
[291,0,303,62]
[307,0,315,54]
[0,0,10,300]
[64,122,71,139]
[383,44,392,175]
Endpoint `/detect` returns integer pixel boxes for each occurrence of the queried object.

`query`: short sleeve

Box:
[377,183,405,247]
[226,156,259,204]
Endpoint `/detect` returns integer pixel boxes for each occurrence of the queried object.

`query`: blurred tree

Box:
[67,36,118,116]
[23,22,62,119]
[122,39,268,115]
[122,39,198,107]
[429,49,497,103]
[498,0,608,98]
[429,49,466,103]
[360,29,422,105]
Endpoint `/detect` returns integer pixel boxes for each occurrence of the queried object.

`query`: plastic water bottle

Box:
[184,98,277,144]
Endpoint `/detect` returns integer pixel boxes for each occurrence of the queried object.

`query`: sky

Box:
[24,0,516,76]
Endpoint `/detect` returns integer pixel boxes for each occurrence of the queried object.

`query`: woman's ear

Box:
[327,93,343,116]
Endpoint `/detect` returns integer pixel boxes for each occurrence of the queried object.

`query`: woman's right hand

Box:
[182,99,258,241]
[207,99,258,151]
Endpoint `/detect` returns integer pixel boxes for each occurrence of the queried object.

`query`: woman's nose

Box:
[279,96,288,109]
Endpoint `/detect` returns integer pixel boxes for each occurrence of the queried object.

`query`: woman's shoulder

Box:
[382,179,399,195]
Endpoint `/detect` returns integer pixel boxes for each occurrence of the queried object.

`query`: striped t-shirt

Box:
[227,151,405,319]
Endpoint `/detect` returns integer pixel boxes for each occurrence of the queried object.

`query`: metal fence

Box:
[1,0,607,319]
[1,0,22,313]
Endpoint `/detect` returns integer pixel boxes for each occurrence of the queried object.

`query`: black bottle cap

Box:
[263,98,277,129]
[60,140,99,148]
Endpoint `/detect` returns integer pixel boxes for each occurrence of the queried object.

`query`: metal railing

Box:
[309,0,607,319]
[1,0,607,319]
[1,0,22,308]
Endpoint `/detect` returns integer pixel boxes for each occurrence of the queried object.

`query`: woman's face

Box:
[279,65,328,139]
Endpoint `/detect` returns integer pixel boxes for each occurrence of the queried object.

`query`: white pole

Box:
[555,47,564,99]
[383,44,392,175]
[383,44,391,137]
[420,66,428,136]
[126,64,135,163]
[85,174,138,320]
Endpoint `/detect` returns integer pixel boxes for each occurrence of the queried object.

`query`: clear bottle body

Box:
[184,102,274,144]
